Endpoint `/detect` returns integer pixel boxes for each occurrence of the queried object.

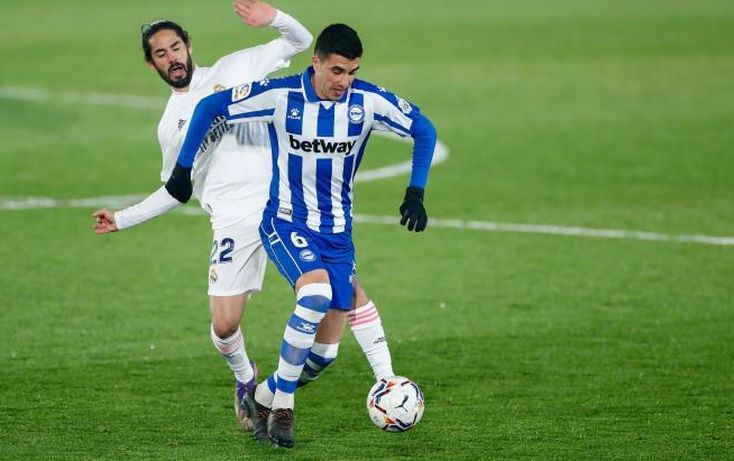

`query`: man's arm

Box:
[164,91,232,203]
[399,113,437,232]
[208,1,312,86]
[92,186,181,234]
[165,79,283,203]
[235,0,312,54]
[360,82,438,232]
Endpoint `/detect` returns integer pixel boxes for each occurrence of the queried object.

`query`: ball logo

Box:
[299,249,316,262]
[232,83,251,101]
[348,104,365,124]
[397,98,412,114]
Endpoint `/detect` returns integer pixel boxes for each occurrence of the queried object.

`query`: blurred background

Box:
[1,1,732,459]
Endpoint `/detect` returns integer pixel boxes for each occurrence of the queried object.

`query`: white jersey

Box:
[115,10,312,231]
[157,11,311,229]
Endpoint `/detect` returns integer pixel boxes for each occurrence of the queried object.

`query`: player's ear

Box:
[311,55,319,67]
[145,60,156,70]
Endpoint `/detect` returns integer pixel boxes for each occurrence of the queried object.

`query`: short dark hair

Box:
[314,24,363,60]
[141,20,190,62]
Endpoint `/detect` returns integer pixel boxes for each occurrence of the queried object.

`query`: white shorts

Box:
[208,221,267,297]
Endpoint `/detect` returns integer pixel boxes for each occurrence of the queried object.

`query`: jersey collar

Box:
[302,66,349,104]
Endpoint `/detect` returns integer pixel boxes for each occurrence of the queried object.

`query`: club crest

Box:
[348,104,365,124]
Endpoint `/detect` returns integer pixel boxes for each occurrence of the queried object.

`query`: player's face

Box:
[311,53,361,101]
[146,29,194,89]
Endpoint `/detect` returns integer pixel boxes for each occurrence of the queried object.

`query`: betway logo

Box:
[289,135,355,154]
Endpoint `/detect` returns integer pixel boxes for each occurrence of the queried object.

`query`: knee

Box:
[297,283,332,314]
[211,320,239,339]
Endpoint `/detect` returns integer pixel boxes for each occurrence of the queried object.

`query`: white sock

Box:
[210,325,255,384]
[255,373,277,408]
[348,301,394,380]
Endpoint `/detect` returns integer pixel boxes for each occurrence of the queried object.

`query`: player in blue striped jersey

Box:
[166,23,436,447]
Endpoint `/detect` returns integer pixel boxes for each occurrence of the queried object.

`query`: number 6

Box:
[290,232,308,248]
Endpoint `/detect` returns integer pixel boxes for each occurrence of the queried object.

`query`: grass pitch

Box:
[1,1,733,459]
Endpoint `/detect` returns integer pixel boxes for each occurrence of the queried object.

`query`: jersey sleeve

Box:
[114,185,181,230]
[361,83,438,189]
[207,9,312,87]
[175,80,279,168]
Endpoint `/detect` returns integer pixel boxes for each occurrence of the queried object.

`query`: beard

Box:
[156,54,194,89]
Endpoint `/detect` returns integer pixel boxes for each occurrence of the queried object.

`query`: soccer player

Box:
[164,23,436,447]
[92,2,396,433]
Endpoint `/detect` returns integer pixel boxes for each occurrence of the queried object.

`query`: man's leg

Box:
[209,294,258,431]
[267,269,332,447]
[253,278,393,407]
[210,294,256,384]
[208,222,266,431]
[347,279,395,380]
[253,308,346,406]
[298,309,346,386]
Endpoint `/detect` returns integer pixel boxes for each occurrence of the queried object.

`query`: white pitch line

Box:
[0,85,449,178]
[2,85,732,247]
[355,215,734,247]
[1,195,733,247]
[0,86,164,110]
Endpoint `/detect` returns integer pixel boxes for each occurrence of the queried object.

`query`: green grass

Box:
[1,0,733,459]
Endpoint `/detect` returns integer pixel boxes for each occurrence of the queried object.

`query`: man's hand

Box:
[92,209,119,234]
[165,163,193,203]
[234,0,276,28]
[399,187,428,232]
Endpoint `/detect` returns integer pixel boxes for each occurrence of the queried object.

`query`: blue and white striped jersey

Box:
[176,66,437,234]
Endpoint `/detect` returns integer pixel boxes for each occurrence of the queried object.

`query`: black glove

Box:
[164,163,193,203]
[399,186,428,232]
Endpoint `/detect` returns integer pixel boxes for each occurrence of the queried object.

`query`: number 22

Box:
[211,238,235,264]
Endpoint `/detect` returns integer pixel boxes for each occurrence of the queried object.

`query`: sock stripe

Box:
[267,374,277,393]
[294,305,326,322]
[287,313,320,335]
[306,353,334,368]
[210,326,244,354]
[350,301,376,316]
[284,326,317,349]
[348,304,378,323]
[279,340,310,366]
[311,341,340,359]
[349,311,380,328]
[301,362,317,377]
[276,375,299,394]
[297,294,331,312]
[278,356,307,377]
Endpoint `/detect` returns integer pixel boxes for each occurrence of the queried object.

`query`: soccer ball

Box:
[366,376,425,432]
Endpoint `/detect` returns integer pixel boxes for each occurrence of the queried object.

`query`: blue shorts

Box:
[259,212,355,310]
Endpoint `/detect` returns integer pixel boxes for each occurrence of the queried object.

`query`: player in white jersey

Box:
[165,24,437,447]
[92,2,396,434]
